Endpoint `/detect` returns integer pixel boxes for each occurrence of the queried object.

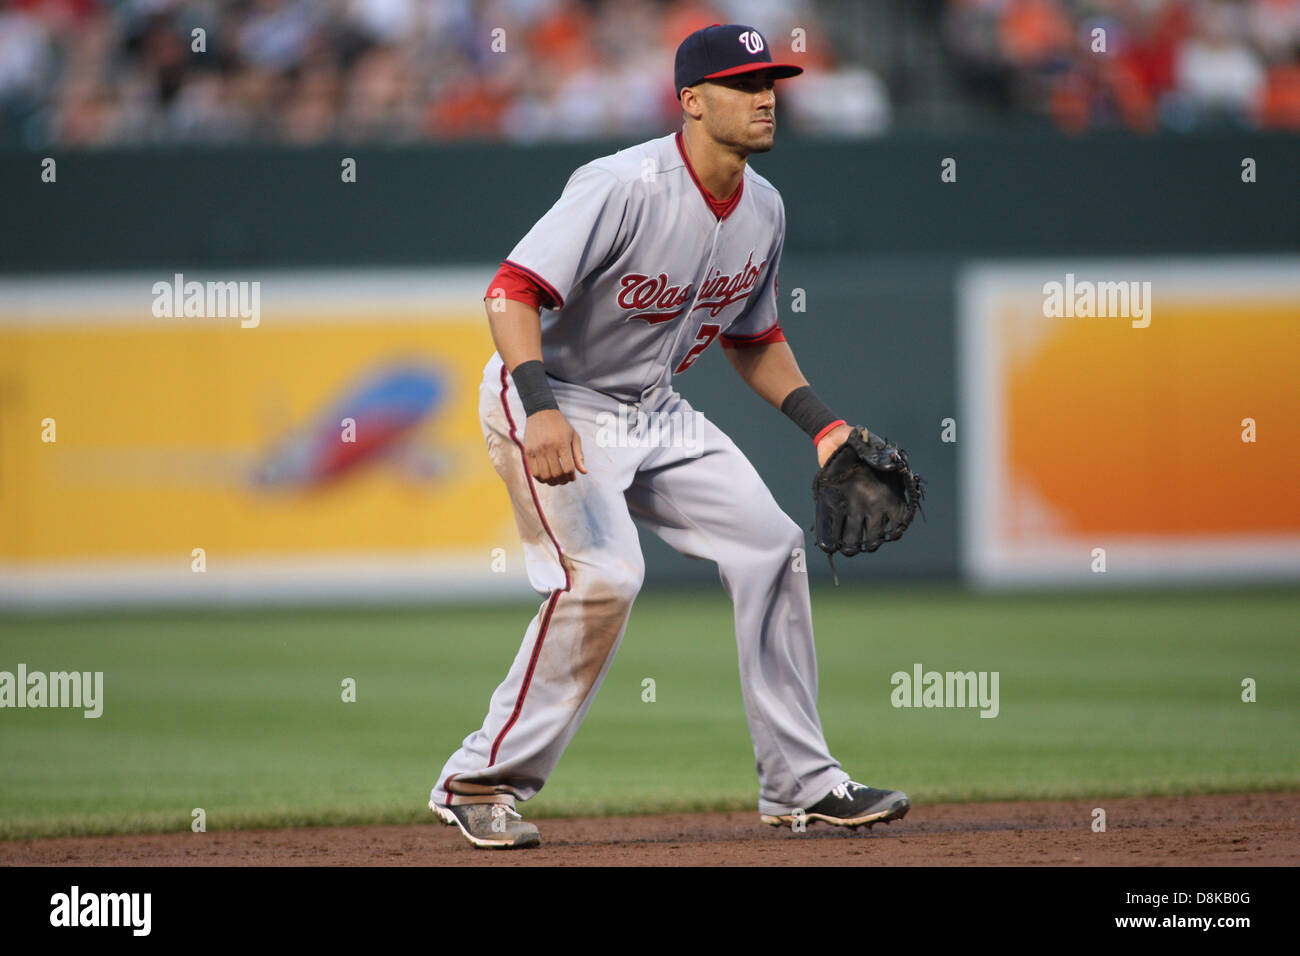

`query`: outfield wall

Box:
[1,132,1295,604]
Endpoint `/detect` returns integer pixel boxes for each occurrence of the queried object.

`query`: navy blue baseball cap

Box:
[674,23,803,97]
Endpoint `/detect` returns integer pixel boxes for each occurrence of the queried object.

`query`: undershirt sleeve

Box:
[484,261,561,311]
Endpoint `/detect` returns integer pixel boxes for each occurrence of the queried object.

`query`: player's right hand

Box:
[523,409,587,486]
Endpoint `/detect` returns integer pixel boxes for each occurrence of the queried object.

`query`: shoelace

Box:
[830,782,861,801]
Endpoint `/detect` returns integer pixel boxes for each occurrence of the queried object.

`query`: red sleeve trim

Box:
[484,263,548,310]
[503,260,564,308]
[813,420,847,446]
[484,260,564,311]
[721,322,786,348]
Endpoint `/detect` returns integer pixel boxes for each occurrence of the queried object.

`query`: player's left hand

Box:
[812,427,925,558]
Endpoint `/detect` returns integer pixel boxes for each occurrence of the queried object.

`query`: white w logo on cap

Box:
[738,30,764,55]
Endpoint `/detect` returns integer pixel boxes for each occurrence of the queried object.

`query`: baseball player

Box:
[430,23,911,849]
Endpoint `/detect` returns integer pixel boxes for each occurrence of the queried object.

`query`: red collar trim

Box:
[675,130,743,220]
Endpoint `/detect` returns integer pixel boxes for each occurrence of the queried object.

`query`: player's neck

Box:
[680,125,746,202]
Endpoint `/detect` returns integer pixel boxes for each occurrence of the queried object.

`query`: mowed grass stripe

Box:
[0,587,1295,838]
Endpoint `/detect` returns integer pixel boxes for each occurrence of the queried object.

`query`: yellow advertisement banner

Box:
[0,271,521,601]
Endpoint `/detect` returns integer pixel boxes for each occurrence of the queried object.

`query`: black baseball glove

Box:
[812,428,925,574]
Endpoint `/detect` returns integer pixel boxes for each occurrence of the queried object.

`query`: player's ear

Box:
[680,85,705,121]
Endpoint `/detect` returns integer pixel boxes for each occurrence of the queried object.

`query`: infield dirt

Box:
[2,791,1295,866]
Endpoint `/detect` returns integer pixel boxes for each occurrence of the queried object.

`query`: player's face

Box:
[699,71,778,155]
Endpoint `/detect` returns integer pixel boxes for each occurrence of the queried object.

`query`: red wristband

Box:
[813,419,847,446]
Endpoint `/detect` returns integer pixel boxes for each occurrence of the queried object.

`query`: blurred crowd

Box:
[945,0,1300,131]
[0,0,1296,147]
[0,0,888,147]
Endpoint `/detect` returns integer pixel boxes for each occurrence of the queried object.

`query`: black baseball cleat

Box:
[760,781,911,829]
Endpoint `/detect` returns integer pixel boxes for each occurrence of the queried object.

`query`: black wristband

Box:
[780,385,841,442]
[511,360,559,417]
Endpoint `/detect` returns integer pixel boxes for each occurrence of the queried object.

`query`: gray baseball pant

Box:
[430,354,848,816]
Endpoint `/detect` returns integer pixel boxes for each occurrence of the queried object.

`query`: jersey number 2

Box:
[674,324,721,374]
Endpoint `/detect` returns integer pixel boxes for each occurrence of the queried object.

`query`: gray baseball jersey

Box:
[431,131,850,821]
[503,130,785,404]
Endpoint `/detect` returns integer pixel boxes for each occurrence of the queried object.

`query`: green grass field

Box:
[1,586,1296,839]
